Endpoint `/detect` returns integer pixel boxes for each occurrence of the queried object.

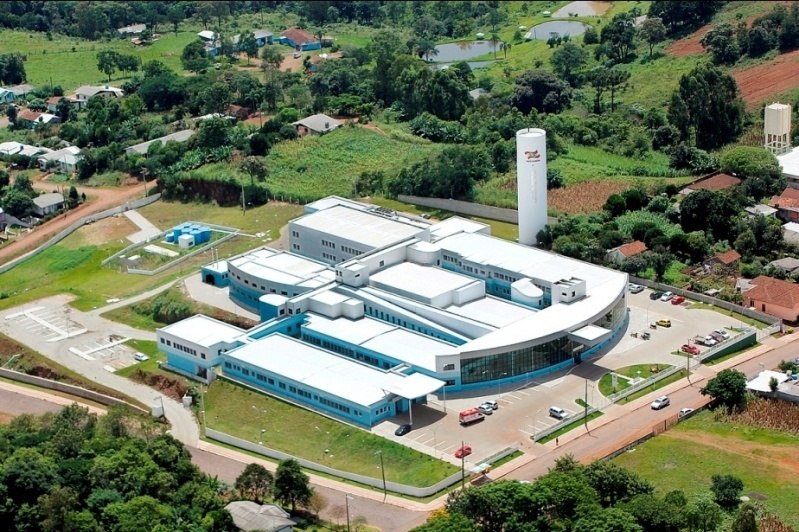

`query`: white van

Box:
[549,406,568,420]
[134,352,150,362]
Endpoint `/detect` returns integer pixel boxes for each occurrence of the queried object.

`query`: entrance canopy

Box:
[383,372,444,400]
[567,324,611,347]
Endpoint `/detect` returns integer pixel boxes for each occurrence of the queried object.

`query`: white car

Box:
[651,395,670,410]
[678,407,694,418]
[699,336,717,347]
[713,329,731,339]
[627,283,644,294]
[660,291,674,301]
[134,352,150,362]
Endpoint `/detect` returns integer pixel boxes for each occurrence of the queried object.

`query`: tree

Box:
[234,463,273,503]
[0,53,27,85]
[369,30,404,104]
[589,67,629,114]
[640,17,667,58]
[731,503,758,532]
[679,190,740,243]
[668,64,744,150]
[683,494,723,532]
[573,507,643,532]
[305,491,328,516]
[261,45,284,70]
[649,1,724,35]
[710,475,744,509]
[6,104,17,126]
[600,12,637,63]
[701,369,748,412]
[550,43,589,87]
[510,69,572,114]
[701,23,741,65]
[96,50,119,82]
[585,461,655,507]
[115,54,141,76]
[194,117,230,148]
[240,156,269,185]
[167,6,184,35]
[200,82,232,114]
[240,32,258,65]
[181,40,210,73]
[68,186,79,207]
[273,459,312,512]
[720,146,783,200]
[622,494,684,532]
[604,194,626,217]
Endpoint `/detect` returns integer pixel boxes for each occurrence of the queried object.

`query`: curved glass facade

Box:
[460,297,627,385]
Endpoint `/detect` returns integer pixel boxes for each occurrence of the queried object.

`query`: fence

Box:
[397,195,559,226]
[0,368,147,413]
[205,428,470,497]
[0,193,161,275]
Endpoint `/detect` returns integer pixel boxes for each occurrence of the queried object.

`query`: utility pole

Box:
[460,439,465,490]
[241,183,246,214]
[584,378,590,435]
[376,451,386,502]
[686,350,691,385]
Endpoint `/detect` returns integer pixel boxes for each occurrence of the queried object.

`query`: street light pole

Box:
[376,451,386,502]
[345,494,353,532]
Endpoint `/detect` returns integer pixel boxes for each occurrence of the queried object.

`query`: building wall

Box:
[228,260,319,313]
[289,224,376,265]
[201,266,229,287]
[157,330,239,379]
[221,355,397,427]
[747,297,799,323]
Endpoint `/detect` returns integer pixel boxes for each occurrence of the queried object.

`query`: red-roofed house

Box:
[681,173,742,195]
[769,187,799,222]
[744,275,799,322]
[606,240,647,264]
[15,109,60,129]
[704,249,741,272]
[280,28,321,51]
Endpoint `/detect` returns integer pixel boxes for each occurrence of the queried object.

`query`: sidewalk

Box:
[0,379,106,416]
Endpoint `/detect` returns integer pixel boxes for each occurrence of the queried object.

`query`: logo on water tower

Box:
[524,149,541,162]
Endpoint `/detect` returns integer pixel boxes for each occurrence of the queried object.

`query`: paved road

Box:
[124,210,161,244]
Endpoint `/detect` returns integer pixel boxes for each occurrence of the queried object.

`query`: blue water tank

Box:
[165,233,175,243]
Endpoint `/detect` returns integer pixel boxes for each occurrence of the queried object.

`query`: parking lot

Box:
[374,287,744,467]
[4,306,87,342]
[68,335,139,371]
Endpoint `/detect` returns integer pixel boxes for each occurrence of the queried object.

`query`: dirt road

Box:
[0,175,149,265]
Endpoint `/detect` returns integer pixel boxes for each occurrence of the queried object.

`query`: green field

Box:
[599,363,675,397]
[189,126,443,203]
[538,411,604,444]
[204,379,458,488]
[0,29,199,89]
[614,410,799,528]
[0,201,302,312]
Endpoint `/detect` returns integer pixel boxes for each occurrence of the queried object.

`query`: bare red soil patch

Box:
[734,49,799,107]
[549,180,629,214]
[667,23,710,57]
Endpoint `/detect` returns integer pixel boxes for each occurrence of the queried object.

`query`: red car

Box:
[681,344,700,355]
[671,295,686,305]
[455,445,472,458]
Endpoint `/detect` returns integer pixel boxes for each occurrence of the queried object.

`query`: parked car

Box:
[651,395,670,410]
[671,295,685,305]
[681,344,700,355]
[698,336,717,347]
[627,283,644,294]
[549,406,569,420]
[454,444,472,458]
[709,332,725,343]
[477,404,494,415]
[678,407,694,418]
[483,400,498,410]
[655,319,672,328]
[134,352,149,362]
[650,291,664,300]
[713,329,731,339]
[394,424,412,436]
[660,291,674,302]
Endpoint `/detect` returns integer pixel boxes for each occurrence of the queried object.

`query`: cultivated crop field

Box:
[614,408,799,527]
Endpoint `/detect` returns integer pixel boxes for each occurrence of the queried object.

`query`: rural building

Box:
[783,222,799,245]
[280,28,321,51]
[197,30,217,42]
[769,187,799,222]
[225,501,294,532]
[15,109,60,129]
[73,85,124,105]
[778,147,799,187]
[117,23,146,35]
[606,240,647,264]
[226,104,249,121]
[45,96,65,113]
[680,172,741,195]
[253,29,274,46]
[159,196,630,426]
[744,275,799,323]
[469,88,488,100]
[125,129,194,155]
[705,249,741,271]
[32,192,64,217]
[0,141,48,158]
[0,207,6,230]
[746,370,791,394]
[745,204,777,217]
[0,88,15,104]
[291,113,341,136]
[37,146,81,174]
[768,257,799,275]
[5,84,35,98]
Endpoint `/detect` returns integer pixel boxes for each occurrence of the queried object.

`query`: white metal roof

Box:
[303,312,394,345]
[197,30,217,40]
[370,262,481,303]
[33,193,64,209]
[784,222,799,233]
[292,113,342,133]
[229,248,334,288]
[125,130,194,155]
[159,314,245,347]
[292,205,426,249]
[225,334,443,407]
[445,296,535,328]
[778,146,799,178]
[304,195,371,213]
[429,217,489,241]
[746,370,789,392]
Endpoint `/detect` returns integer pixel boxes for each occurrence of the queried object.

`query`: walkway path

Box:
[124,210,161,243]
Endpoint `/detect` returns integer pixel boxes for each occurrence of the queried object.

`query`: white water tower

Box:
[516,128,548,246]
[764,102,791,155]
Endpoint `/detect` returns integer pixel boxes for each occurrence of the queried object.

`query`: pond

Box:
[432,40,503,62]
[552,1,612,18]
[525,21,590,40]
[435,60,496,71]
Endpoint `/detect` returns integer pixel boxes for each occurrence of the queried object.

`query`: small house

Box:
[37,146,81,174]
[680,172,741,196]
[783,222,799,245]
[280,28,321,51]
[74,85,124,104]
[6,84,35,98]
[768,257,799,276]
[704,250,741,271]
[769,187,799,222]
[744,275,799,323]
[32,192,65,217]
[292,113,341,136]
[197,30,217,42]
[253,29,274,46]
[225,501,295,532]
[15,109,60,129]
[0,88,15,104]
[117,23,146,36]
[125,129,194,155]
[744,204,777,217]
[606,240,647,264]
[226,104,249,121]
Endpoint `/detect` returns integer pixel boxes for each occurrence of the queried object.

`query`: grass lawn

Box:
[116,340,166,378]
[538,411,604,444]
[0,201,302,312]
[613,410,799,528]
[621,370,688,403]
[598,372,632,396]
[0,29,197,89]
[204,379,458,488]
[702,342,761,366]
[687,302,768,330]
